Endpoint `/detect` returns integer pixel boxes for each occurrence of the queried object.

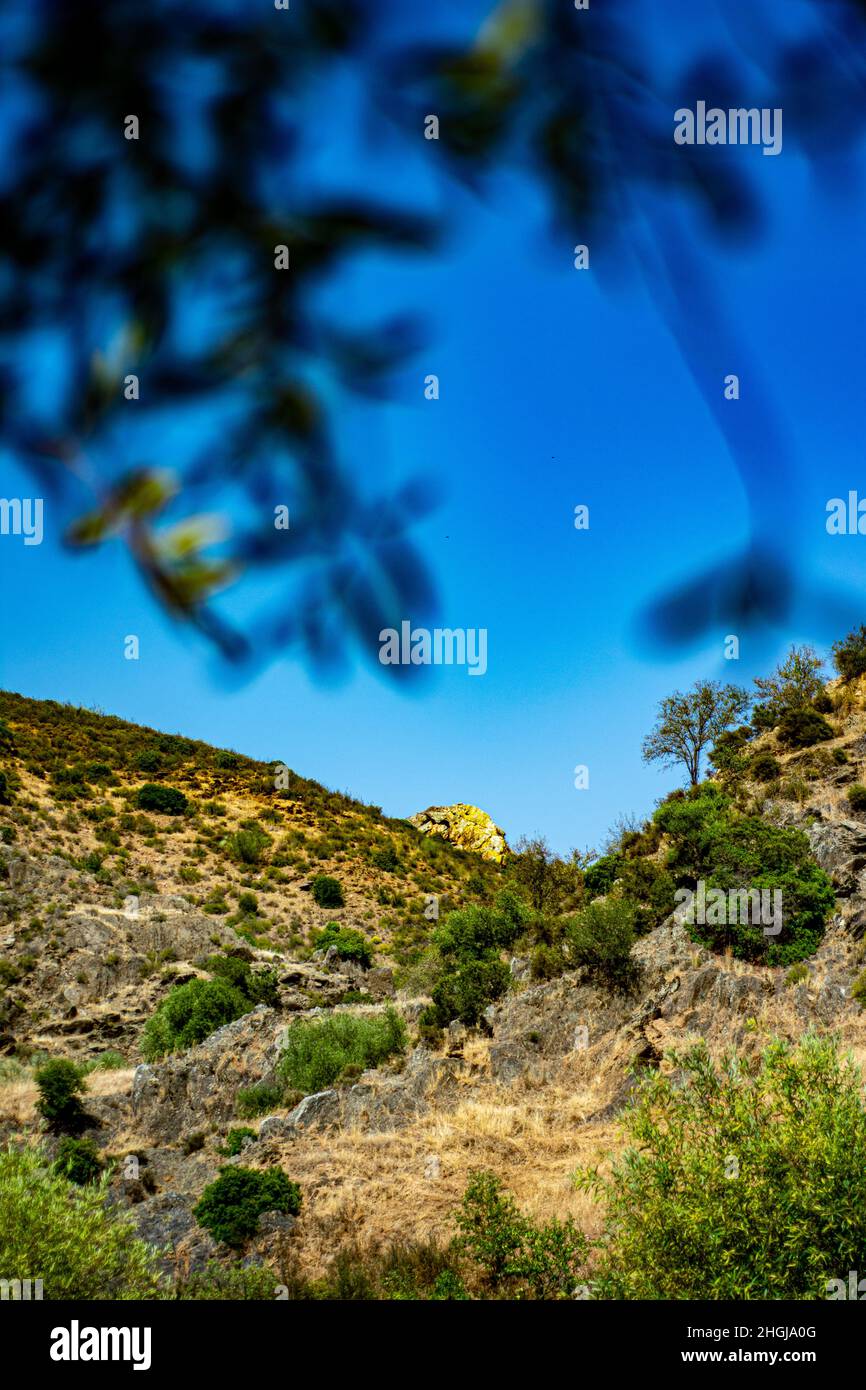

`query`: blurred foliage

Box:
[0,0,439,673]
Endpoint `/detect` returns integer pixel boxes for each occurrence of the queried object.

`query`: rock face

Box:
[408,804,508,863]
[132,1006,286,1143]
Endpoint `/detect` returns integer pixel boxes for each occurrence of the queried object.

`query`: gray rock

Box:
[257,1210,297,1235]
[256,1114,294,1142]
[285,1088,340,1130]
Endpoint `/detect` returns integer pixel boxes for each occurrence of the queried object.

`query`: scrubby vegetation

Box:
[310,874,344,908]
[142,954,278,1060]
[0,1146,164,1298]
[312,923,372,968]
[35,1058,87,1130]
[193,1166,301,1247]
[276,1008,407,1094]
[577,1036,866,1299]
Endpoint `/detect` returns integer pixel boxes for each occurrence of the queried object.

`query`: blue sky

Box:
[3,0,866,855]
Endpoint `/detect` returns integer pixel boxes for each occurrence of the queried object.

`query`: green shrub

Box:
[236,1083,286,1119]
[653,785,834,966]
[136,783,188,815]
[277,1008,406,1095]
[311,875,344,908]
[0,1146,163,1298]
[582,854,622,898]
[431,956,510,1027]
[785,962,809,987]
[852,970,866,1008]
[566,899,638,991]
[141,978,250,1061]
[749,751,781,783]
[833,625,866,683]
[226,826,271,865]
[371,845,399,872]
[709,726,751,776]
[35,1058,86,1130]
[205,953,279,1008]
[312,923,372,968]
[615,857,677,934]
[135,749,163,773]
[0,771,11,806]
[193,1166,301,1248]
[576,1036,866,1299]
[848,785,866,814]
[220,1127,257,1157]
[455,1170,587,1300]
[530,942,566,981]
[425,892,528,1027]
[777,707,833,749]
[81,1050,126,1073]
[54,1135,103,1185]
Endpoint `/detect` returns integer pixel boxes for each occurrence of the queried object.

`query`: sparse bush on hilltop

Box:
[832,625,866,683]
[752,645,826,728]
[136,783,188,815]
[576,1036,866,1299]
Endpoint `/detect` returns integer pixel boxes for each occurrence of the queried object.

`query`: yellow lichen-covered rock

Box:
[827,672,866,716]
[408,804,508,863]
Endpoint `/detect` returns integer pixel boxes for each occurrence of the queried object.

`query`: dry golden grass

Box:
[267,1069,619,1278]
[0,1066,135,1127]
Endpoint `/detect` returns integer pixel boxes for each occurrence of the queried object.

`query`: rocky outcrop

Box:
[132,1006,286,1143]
[408,804,508,863]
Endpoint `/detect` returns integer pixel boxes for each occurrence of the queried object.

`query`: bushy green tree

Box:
[427,892,529,1026]
[193,1166,301,1248]
[142,977,249,1060]
[653,785,833,965]
[35,1058,86,1130]
[642,681,750,786]
[566,899,638,991]
[277,1008,406,1094]
[577,1036,866,1300]
[136,783,188,815]
[833,625,866,683]
[582,853,622,898]
[0,1146,164,1298]
[204,953,279,1008]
